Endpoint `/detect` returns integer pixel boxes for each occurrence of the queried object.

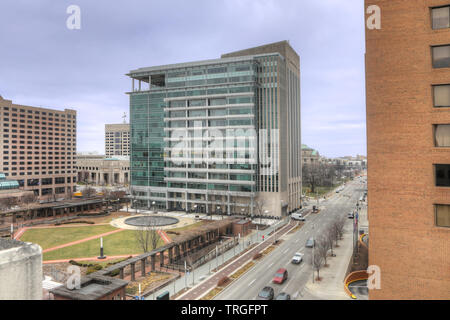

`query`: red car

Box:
[272,268,288,284]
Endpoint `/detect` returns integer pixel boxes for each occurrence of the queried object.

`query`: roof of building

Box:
[50,275,128,300]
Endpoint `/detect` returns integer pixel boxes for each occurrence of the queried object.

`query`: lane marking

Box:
[248,279,256,287]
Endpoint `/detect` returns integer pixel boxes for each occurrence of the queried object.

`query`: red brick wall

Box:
[365,0,450,299]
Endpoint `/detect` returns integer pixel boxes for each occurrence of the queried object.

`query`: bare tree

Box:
[325,224,337,257]
[82,186,97,198]
[253,198,267,223]
[0,197,18,211]
[316,236,331,267]
[334,217,346,240]
[311,248,325,281]
[21,193,38,219]
[134,218,160,253]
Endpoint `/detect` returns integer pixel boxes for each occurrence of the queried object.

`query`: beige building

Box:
[76,154,130,186]
[0,96,77,199]
[105,123,130,157]
[301,144,320,165]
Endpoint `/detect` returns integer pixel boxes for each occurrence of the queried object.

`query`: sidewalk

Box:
[302,222,354,300]
[144,218,293,300]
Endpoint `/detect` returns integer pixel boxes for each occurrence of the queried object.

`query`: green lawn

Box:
[43,230,165,261]
[20,225,117,250]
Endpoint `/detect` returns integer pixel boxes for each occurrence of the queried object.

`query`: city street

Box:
[215,179,366,300]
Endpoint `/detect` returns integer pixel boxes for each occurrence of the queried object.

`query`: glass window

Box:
[433,85,450,107]
[209,120,227,127]
[189,100,206,107]
[170,100,186,108]
[432,45,450,68]
[434,124,450,147]
[208,67,227,74]
[432,6,450,29]
[435,205,450,227]
[435,164,450,186]
[188,110,206,117]
[209,109,227,117]
[209,98,227,106]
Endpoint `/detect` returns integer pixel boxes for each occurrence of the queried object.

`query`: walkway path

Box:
[42,228,125,253]
[301,222,354,300]
[157,230,172,244]
[43,254,140,264]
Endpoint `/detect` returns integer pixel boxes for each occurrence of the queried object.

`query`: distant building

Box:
[76,154,130,186]
[0,172,34,201]
[0,96,77,200]
[301,144,320,165]
[0,238,42,300]
[105,123,130,157]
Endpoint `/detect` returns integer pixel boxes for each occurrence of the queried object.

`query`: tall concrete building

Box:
[127,41,301,217]
[105,123,130,157]
[365,0,450,299]
[0,96,77,199]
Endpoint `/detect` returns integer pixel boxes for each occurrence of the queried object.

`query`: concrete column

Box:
[228,193,231,215]
[160,251,164,267]
[151,254,156,271]
[12,213,16,223]
[119,268,124,279]
[130,263,135,281]
[168,247,173,264]
[141,259,146,277]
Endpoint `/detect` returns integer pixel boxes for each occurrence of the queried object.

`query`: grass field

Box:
[20,225,117,250]
[43,229,165,261]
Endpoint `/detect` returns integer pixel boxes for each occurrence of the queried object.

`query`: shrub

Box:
[217,276,230,287]
[253,253,262,260]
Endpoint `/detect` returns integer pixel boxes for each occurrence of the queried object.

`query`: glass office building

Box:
[127,41,301,217]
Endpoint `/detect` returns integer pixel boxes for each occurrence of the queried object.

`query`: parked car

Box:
[305,237,315,248]
[272,268,288,284]
[348,212,354,219]
[257,286,274,300]
[292,252,304,264]
[275,292,291,300]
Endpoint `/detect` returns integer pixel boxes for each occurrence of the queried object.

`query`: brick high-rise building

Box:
[0,96,77,199]
[365,0,450,299]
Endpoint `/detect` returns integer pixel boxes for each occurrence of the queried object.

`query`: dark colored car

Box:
[275,292,291,300]
[272,268,288,284]
[257,286,274,300]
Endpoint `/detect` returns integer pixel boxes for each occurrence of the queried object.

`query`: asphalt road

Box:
[214,179,367,300]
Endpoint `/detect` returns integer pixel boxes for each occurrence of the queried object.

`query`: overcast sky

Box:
[0,0,366,158]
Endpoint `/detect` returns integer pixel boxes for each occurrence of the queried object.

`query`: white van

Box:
[291,212,305,221]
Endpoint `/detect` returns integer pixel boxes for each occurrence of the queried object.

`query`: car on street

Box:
[275,292,291,300]
[291,212,305,221]
[257,286,274,300]
[348,212,354,219]
[272,268,288,284]
[292,252,304,264]
[305,237,315,248]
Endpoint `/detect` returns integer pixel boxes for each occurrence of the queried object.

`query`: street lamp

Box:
[263,210,269,225]
[152,201,156,214]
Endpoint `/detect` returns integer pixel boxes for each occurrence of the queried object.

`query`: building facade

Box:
[0,96,77,199]
[365,0,450,299]
[105,124,130,157]
[127,41,301,217]
[76,154,130,186]
[301,144,320,165]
